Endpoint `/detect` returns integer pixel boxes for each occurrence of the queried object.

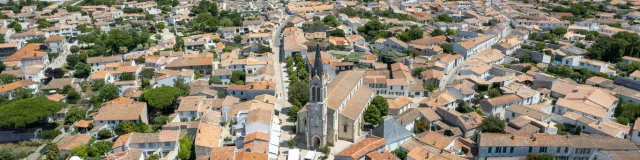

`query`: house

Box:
[57,134,92,153]
[477,133,639,160]
[501,83,540,105]
[596,151,640,160]
[212,69,232,84]
[227,82,275,100]
[41,78,80,92]
[372,117,412,151]
[421,69,444,89]
[396,107,442,132]
[87,55,123,72]
[127,130,180,157]
[3,43,49,69]
[631,118,640,145]
[165,57,213,74]
[154,69,194,88]
[244,108,273,135]
[420,91,457,109]
[44,36,66,53]
[435,107,483,138]
[387,96,412,116]
[374,37,409,52]
[452,35,498,60]
[176,96,213,122]
[504,104,551,122]
[480,94,523,118]
[446,79,476,102]
[0,79,38,99]
[195,123,222,156]
[585,76,613,88]
[554,86,618,121]
[334,136,386,160]
[578,59,617,76]
[93,101,149,128]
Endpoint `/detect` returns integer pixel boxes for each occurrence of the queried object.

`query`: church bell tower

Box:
[306,43,328,149]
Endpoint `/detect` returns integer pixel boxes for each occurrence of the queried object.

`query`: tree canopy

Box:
[98,84,120,102]
[371,96,389,116]
[364,105,382,125]
[378,50,398,65]
[0,97,64,128]
[481,116,505,133]
[142,86,183,110]
[587,31,640,62]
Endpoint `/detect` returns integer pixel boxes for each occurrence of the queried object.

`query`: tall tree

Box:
[73,62,91,78]
[142,86,183,112]
[0,97,64,128]
[98,84,119,102]
[481,116,505,133]
[588,31,640,62]
[378,50,397,65]
[371,96,389,116]
[364,105,382,125]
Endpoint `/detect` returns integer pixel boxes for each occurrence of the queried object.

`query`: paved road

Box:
[49,41,77,69]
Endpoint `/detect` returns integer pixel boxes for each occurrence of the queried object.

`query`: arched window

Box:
[316,86,321,101]
[311,87,317,102]
[343,123,348,132]
[303,118,307,127]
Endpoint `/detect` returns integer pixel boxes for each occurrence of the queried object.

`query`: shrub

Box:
[39,130,61,139]
[97,129,112,139]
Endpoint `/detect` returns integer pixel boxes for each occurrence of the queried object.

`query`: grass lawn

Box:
[345,53,366,59]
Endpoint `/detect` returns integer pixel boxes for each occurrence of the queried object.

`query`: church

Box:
[296,44,375,149]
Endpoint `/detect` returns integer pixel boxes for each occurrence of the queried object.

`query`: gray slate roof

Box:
[372,116,412,143]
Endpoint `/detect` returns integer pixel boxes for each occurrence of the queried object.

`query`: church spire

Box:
[313,43,323,78]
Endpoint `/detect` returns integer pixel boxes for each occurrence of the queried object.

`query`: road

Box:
[49,40,77,69]
[440,63,464,90]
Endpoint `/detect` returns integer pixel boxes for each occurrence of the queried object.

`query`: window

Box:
[139,144,146,148]
[565,147,568,153]
[540,147,547,153]
[343,123,348,132]
[496,147,501,153]
[510,147,514,153]
[557,147,561,153]
[165,142,171,146]
[488,147,492,153]
[512,113,515,117]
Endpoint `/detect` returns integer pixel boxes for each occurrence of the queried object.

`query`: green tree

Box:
[97,129,112,139]
[138,68,155,80]
[287,105,301,122]
[65,109,85,124]
[440,43,452,53]
[155,22,166,31]
[552,28,568,36]
[209,77,222,84]
[178,134,193,160]
[114,121,148,135]
[13,87,33,100]
[415,120,430,133]
[233,35,242,44]
[66,54,79,68]
[98,84,119,102]
[437,14,453,22]
[322,15,341,27]
[91,80,105,92]
[481,116,505,133]
[364,105,382,125]
[588,31,640,62]
[89,141,113,157]
[70,45,80,54]
[371,96,389,116]
[288,81,309,107]
[287,138,297,149]
[119,73,135,81]
[67,90,81,101]
[153,115,169,124]
[39,130,61,139]
[392,149,407,160]
[71,145,89,158]
[378,50,397,65]
[142,86,183,112]
[73,62,91,78]
[45,143,59,160]
[412,67,426,78]
[431,29,445,36]
[487,88,502,98]
[9,21,22,32]
[519,54,532,63]
[0,97,63,127]
[174,77,190,95]
[231,70,246,85]
[330,29,345,37]
[0,74,17,83]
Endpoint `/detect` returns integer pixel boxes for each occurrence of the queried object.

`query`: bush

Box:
[97,129,112,139]
[39,130,61,139]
